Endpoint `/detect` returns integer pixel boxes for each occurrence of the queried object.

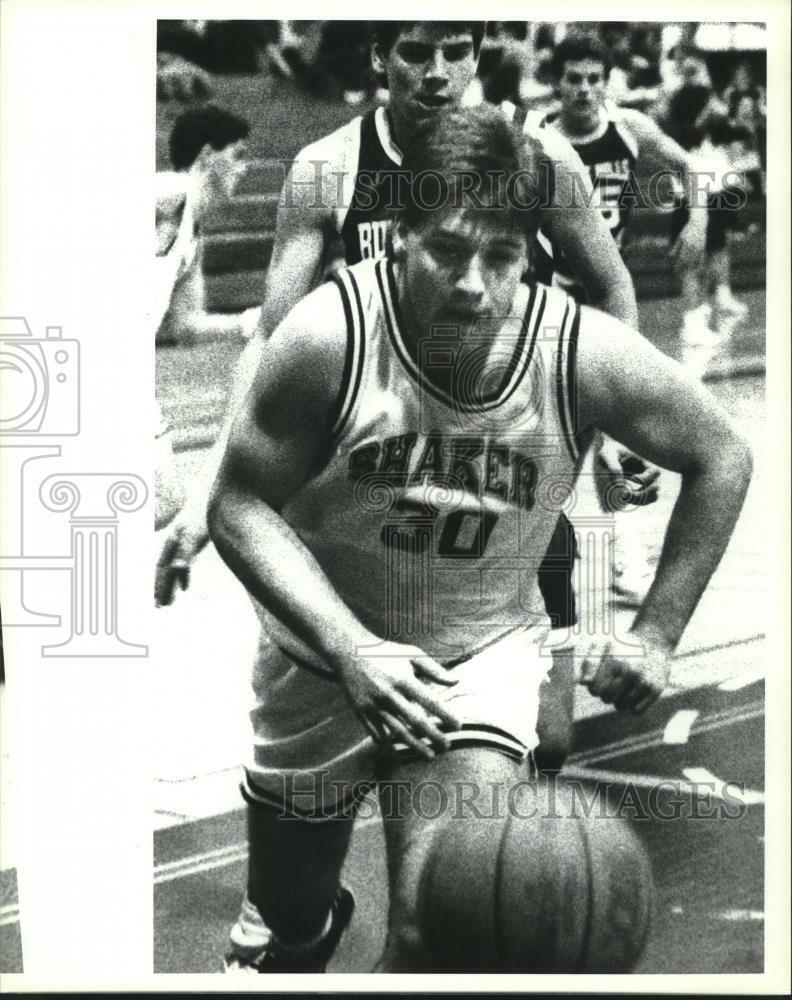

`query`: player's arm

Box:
[208,283,361,645]
[531,127,655,498]
[154,408,184,531]
[154,149,337,605]
[576,310,753,711]
[535,128,639,328]
[207,284,460,754]
[211,152,334,447]
[622,109,709,269]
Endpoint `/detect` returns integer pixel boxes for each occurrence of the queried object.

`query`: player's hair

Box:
[370,21,486,57]
[398,105,544,238]
[551,35,612,81]
[169,104,250,171]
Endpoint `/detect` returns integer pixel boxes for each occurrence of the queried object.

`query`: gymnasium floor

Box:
[0,291,768,976]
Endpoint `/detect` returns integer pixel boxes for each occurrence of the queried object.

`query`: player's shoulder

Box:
[501,100,553,141]
[528,119,586,172]
[523,106,558,136]
[609,103,653,143]
[283,114,363,215]
[536,281,584,326]
[294,113,363,170]
[330,257,385,316]
[274,276,348,358]
[576,300,636,361]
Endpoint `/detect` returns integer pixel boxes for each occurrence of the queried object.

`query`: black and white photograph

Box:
[0,3,789,991]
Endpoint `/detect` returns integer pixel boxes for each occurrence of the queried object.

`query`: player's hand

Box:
[154,508,209,606]
[577,635,672,715]
[595,443,660,511]
[336,642,462,759]
[670,215,707,271]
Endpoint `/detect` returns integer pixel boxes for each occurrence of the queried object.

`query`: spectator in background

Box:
[266,21,375,104]
[318,21,376,104]
[477,22,531,106]
[168,104,250,171]
[723,60,766,168]
[154,105,257,540]
[158,19,265,75]
[156,52,212,103]
[662,53,720,151]
[156,105,260,345]
[662,54,758,336]
[260,22,327,94]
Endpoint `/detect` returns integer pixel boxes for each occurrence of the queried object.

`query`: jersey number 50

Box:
[380,496,499,559]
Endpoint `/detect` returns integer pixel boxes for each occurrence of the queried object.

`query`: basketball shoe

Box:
[223,886,355,973]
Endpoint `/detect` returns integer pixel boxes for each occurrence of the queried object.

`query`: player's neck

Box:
[385,108,411,160]
[392,262,525,397]
[557,104,607,143]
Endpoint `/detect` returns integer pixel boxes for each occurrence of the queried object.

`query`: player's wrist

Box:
[322,623,382,676]
[628,620,676,656]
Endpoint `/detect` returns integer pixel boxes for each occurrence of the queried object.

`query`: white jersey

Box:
[251,257,583,670]
[246,258,584,809]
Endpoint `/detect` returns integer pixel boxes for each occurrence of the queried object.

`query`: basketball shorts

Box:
[537,513,578,629]
[243,624,553,819]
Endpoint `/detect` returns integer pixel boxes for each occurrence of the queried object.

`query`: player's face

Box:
[396,209,528,341]
[373,24,478,146]
[558,58,608,131]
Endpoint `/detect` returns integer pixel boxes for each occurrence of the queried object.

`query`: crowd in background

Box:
[157,20,766,162]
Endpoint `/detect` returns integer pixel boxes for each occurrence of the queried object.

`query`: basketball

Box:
[419,780,653,972]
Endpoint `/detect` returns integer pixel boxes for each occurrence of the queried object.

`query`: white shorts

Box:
[244,625,552,818]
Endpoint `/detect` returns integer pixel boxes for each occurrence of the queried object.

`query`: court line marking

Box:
[569,701,763,767]
[148,699,765,891]
[673,632,765,660]
[718,667,766,691]
[714,909,764,922]
[157,842,251,876]
[562,763,765,805]
[680,767,764,805]
[155,847,248,885]
[663,709,700,744]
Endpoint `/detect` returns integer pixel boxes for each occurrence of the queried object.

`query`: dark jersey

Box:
[531,104,639,291]
[338,107,403,265]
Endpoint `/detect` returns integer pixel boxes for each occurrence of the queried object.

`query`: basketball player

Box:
[156,22,660,792]
[534,33,708,330]
[155,104,259,345]
[208,106,752,972]
[154,107,255,534]
[156,21,653,607]
[526,34,712,598]
[154,22,654,964]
